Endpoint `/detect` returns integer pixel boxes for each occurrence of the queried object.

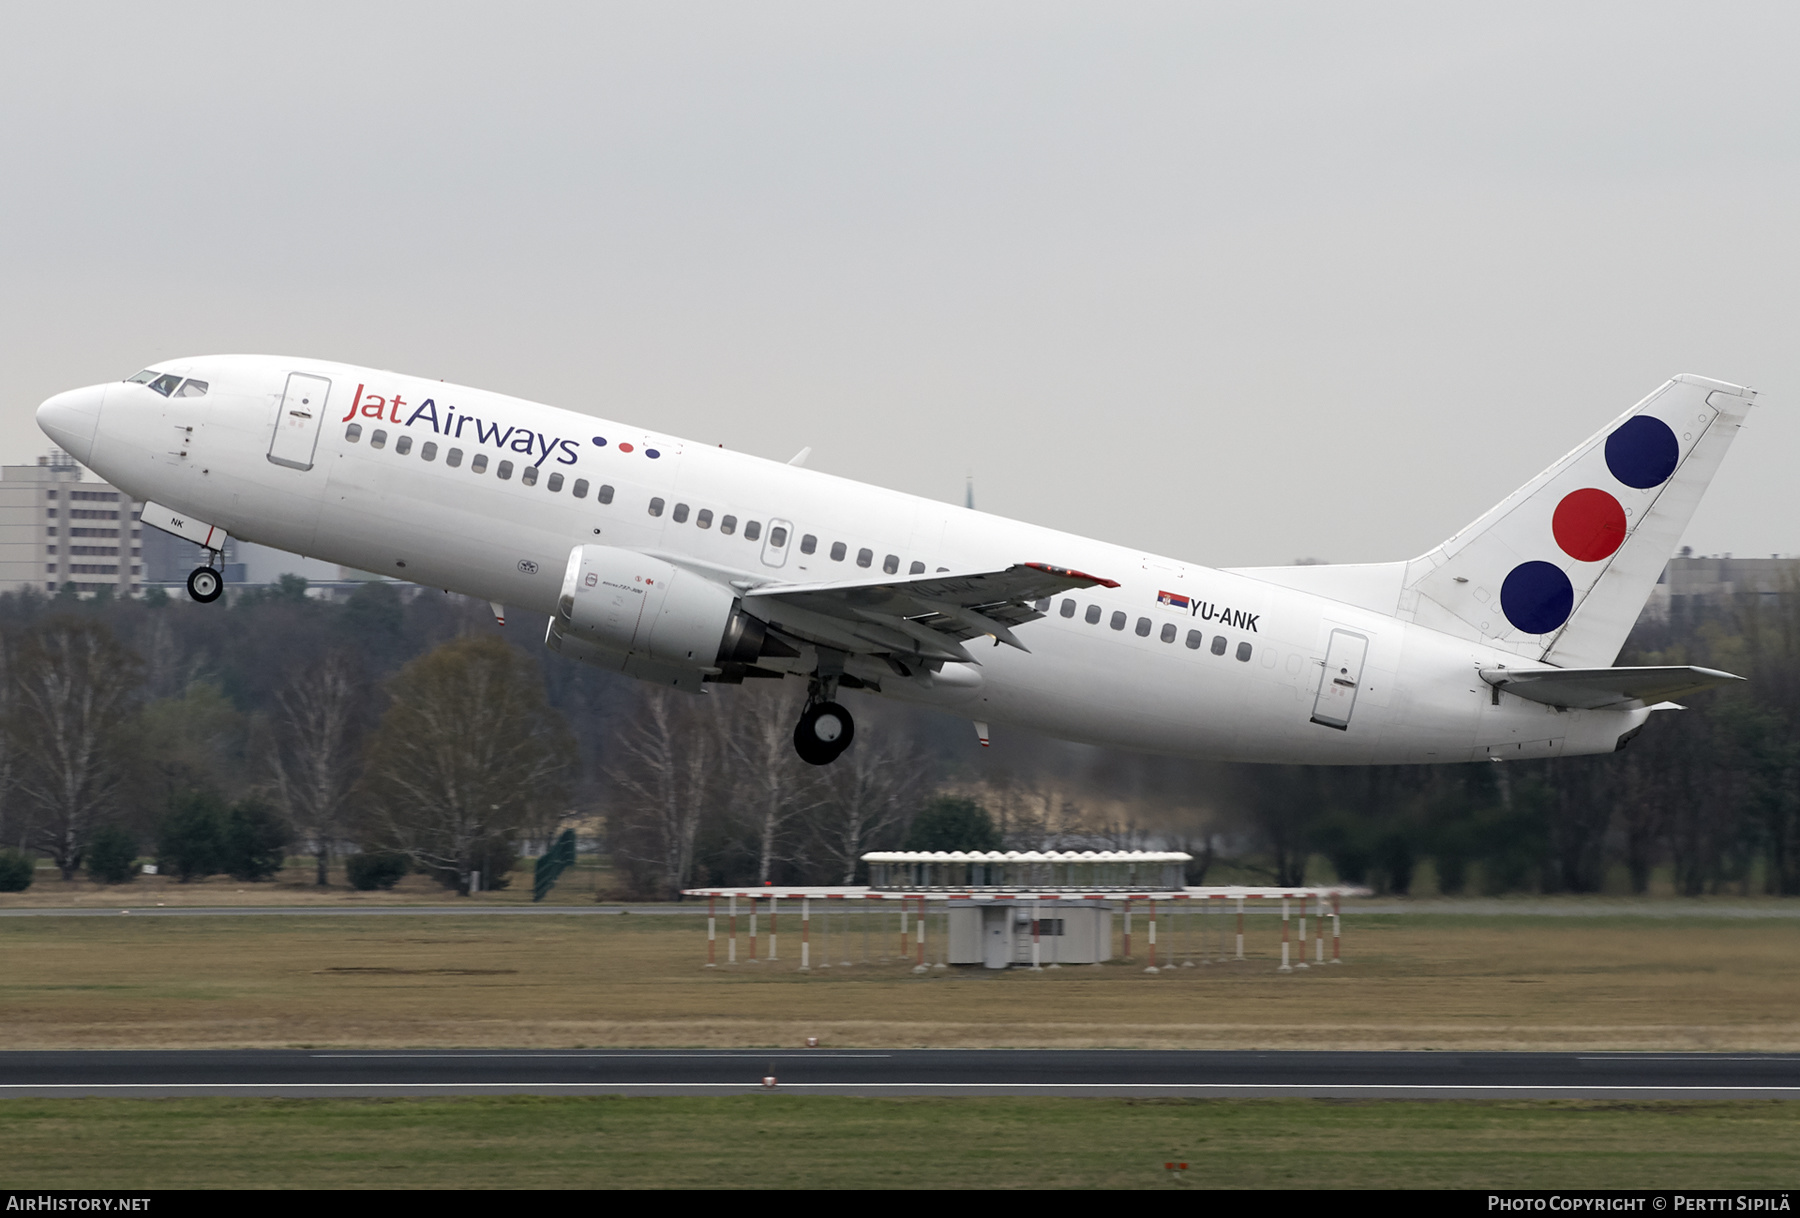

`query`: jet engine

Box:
[546,544,790,687]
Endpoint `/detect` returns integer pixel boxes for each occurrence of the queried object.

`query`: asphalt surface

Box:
[2,1050,1797,1099]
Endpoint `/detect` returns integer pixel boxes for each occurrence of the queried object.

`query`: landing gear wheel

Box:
[793,700,854,766]
[186,566,223,604]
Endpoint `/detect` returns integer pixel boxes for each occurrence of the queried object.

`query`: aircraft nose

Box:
[36,384,105,464]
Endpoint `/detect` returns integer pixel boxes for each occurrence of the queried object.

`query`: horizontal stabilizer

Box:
[1480,664,1742,710]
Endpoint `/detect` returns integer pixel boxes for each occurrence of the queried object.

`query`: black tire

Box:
[186,566,223,604]
[792,700,854,766]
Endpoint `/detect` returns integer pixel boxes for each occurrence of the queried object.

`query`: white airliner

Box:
[36,358,1749,766]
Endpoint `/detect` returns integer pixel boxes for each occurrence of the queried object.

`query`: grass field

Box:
[3,910,1797,1051]
[1,1096,1795,1189]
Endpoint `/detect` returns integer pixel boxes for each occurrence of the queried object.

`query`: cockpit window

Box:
[126,370,158,384]
[147,373,183,397]
[174,379,208,397]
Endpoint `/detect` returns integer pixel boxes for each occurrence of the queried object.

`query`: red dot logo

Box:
[619,442,634,453]
[1552,488,1627,562]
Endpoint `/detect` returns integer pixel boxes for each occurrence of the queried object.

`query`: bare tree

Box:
[359,637,576,894]
[606,686,725,898]
[267,652,367,885]
[726,683,817,884]
[10,618,143,879]
[810,730,932,883]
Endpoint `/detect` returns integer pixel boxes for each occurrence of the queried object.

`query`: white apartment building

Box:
[0,451,143,597]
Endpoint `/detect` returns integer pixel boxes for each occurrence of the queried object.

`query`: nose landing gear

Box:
[185,562,223,604]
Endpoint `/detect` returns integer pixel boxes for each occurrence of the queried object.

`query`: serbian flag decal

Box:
[1157,590,1190,610]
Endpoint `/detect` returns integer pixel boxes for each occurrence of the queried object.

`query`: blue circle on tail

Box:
[1605,415,1679,488]
[1501,561,1575,634]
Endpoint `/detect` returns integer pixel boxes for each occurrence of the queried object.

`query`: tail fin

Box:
[1401,374,1757,667]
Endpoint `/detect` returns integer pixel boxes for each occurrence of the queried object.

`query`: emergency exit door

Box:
[267,373,331,471]
[1310,629,1370,731]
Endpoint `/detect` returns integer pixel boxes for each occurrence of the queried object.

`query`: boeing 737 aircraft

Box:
[36,358,1750,766]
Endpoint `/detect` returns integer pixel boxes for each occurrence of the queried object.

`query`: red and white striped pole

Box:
[1123,900,1133,962]
[770,896,779,962]
[1235,895,1245,961]
[1145,899,1159,973]
[1332,891,1343,964]
[706,893,717,968]
[1031,900,1042,971]
[1315,891,1325,965]
[1279,896,1292,972]
[800,896,812,971]
[728,892,738,965]
[748,898,759,964]
[898,899,909,960]
[1295,898,1308,970]
[915,897,926,967]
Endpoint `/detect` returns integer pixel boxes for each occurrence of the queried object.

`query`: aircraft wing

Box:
[741,562,1119,665]
[1479,664,1743,710]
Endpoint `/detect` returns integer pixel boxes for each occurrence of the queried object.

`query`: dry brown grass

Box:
[2,911,1796,1051]
[0,860,609,907]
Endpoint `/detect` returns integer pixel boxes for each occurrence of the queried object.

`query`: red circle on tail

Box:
[1552,487,1628,562]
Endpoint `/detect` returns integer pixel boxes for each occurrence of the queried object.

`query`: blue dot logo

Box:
[1604,415,1679,489]
[1500,561,1575,634]
[591,436,607,447]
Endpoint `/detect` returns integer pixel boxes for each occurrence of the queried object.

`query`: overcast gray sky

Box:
[5,2,1798,568]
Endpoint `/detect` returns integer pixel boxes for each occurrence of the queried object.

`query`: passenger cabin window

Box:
[769,525,788,547]
[1185,629,1203,649]
[744,520,762,542]
[883,554,898,574]
[1236,642,1253,662]
[720,515,736,535]
[572,479,589,498]
[421,441,437,461]
[1034,598,1049,613]
[597,484,614,504]
[497,460,513,480]
[471,453,488,473]
[1085,604,1102,625]
[648,497,664,517]
[1135,617,1151,637]
[147,373,183,397]
[1210,635,1227,656]
[546,472,562,491]
[856,547,873,568]
[447,448,463,467]
[1110,611,1127,631]
[910,561,925,575]
[830,541,846,562]
[672,503,689,523]
[800,534,816,555]
[395,435,413,455]
[1160,623,1177,644]
[345,424,362,442]
[1060,599,1076,618]
[174,379,208,397]
[521,465,538,486]
[370,429,387,449]
[697,509,713,528]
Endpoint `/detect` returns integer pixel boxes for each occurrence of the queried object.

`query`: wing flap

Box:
[1480,664,1743,710]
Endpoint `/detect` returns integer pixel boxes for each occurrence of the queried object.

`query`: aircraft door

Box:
[761,518,794,569]
[1310,629,1370,731]
[267,373,330,471]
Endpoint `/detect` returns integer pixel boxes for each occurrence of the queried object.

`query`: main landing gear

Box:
[185,561,223,604]
[793,699,854,766]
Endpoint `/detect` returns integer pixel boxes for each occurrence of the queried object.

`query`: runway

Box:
[3,1050,1797,1099]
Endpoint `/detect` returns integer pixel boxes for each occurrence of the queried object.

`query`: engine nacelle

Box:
[554,544,773,675]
